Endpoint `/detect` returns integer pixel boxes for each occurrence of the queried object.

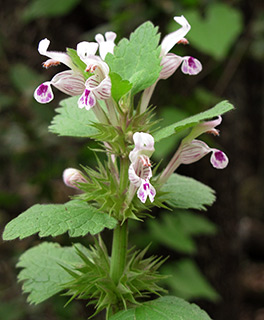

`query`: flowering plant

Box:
[2,16,233,320]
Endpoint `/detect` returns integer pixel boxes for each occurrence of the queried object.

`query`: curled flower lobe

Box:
[38,38,73,69]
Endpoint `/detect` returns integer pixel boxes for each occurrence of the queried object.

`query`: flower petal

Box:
[51,70,85,96]
[129,132,155,163]
[86,75,112,100]
[137,179,156,203]
[161,15,191,56]
[129,159,152,187]
[180,139,211,164]
[210,149,229,169]
[181,56,202,75]
[76,41,99,61]
[160,53,183,80]
[183,116,222,143]
[78,89,96,110]
[34,82,54,103]
[38,38,73,69]
[95,31,117,60]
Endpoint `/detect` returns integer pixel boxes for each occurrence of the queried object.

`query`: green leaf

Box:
[148,215,196,254]
[105,21,161,94]
[109,72,133,101]
[66,48,87,73]
[22,0,80,22]
[160,174,215,210]
[109,295,212,320]
[153,100,234,142]
[17,242,84,304]
[49,96,99,137]
[147,211,217,254]
[176,211,217,236]
[183,3,243,60]
[162,259,220,302]
[2,200,117,240]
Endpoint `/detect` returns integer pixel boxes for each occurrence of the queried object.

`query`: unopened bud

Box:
[63,168,87,190]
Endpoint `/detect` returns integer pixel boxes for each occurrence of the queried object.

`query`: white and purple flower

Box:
[76,32,116,110]
[159,16,202,79]
[128,132,156,203]
[159,116,229,185]
[179,139,229,169]
[34,32,116,109]
[34,39,85,104]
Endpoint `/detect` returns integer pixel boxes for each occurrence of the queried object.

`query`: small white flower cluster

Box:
[34,32,116,110]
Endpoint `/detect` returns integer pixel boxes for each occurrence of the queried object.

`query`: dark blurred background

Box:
[0,0,264,319]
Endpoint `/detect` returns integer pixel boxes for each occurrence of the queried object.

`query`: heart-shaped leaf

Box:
[182,3,243,60]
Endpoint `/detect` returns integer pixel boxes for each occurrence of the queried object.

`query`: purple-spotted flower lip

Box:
[181,56,202,75]
[78,75,112,110]
[137,179,156,203]
[34,82,53,104]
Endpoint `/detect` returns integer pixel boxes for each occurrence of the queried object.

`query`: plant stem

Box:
[110,220,128,285]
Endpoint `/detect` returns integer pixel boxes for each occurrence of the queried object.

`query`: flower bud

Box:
[63,168,87,189]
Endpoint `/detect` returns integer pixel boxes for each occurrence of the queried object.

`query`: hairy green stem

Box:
[110,220,128,285]
[119,156,129,194]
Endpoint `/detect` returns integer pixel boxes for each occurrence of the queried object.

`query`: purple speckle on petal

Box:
[84,89,90,105]
[143,182,149,191]
[88,94,95,107]
[214,150,225,162]
[37,84,48,96]
[188,57,196,69]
